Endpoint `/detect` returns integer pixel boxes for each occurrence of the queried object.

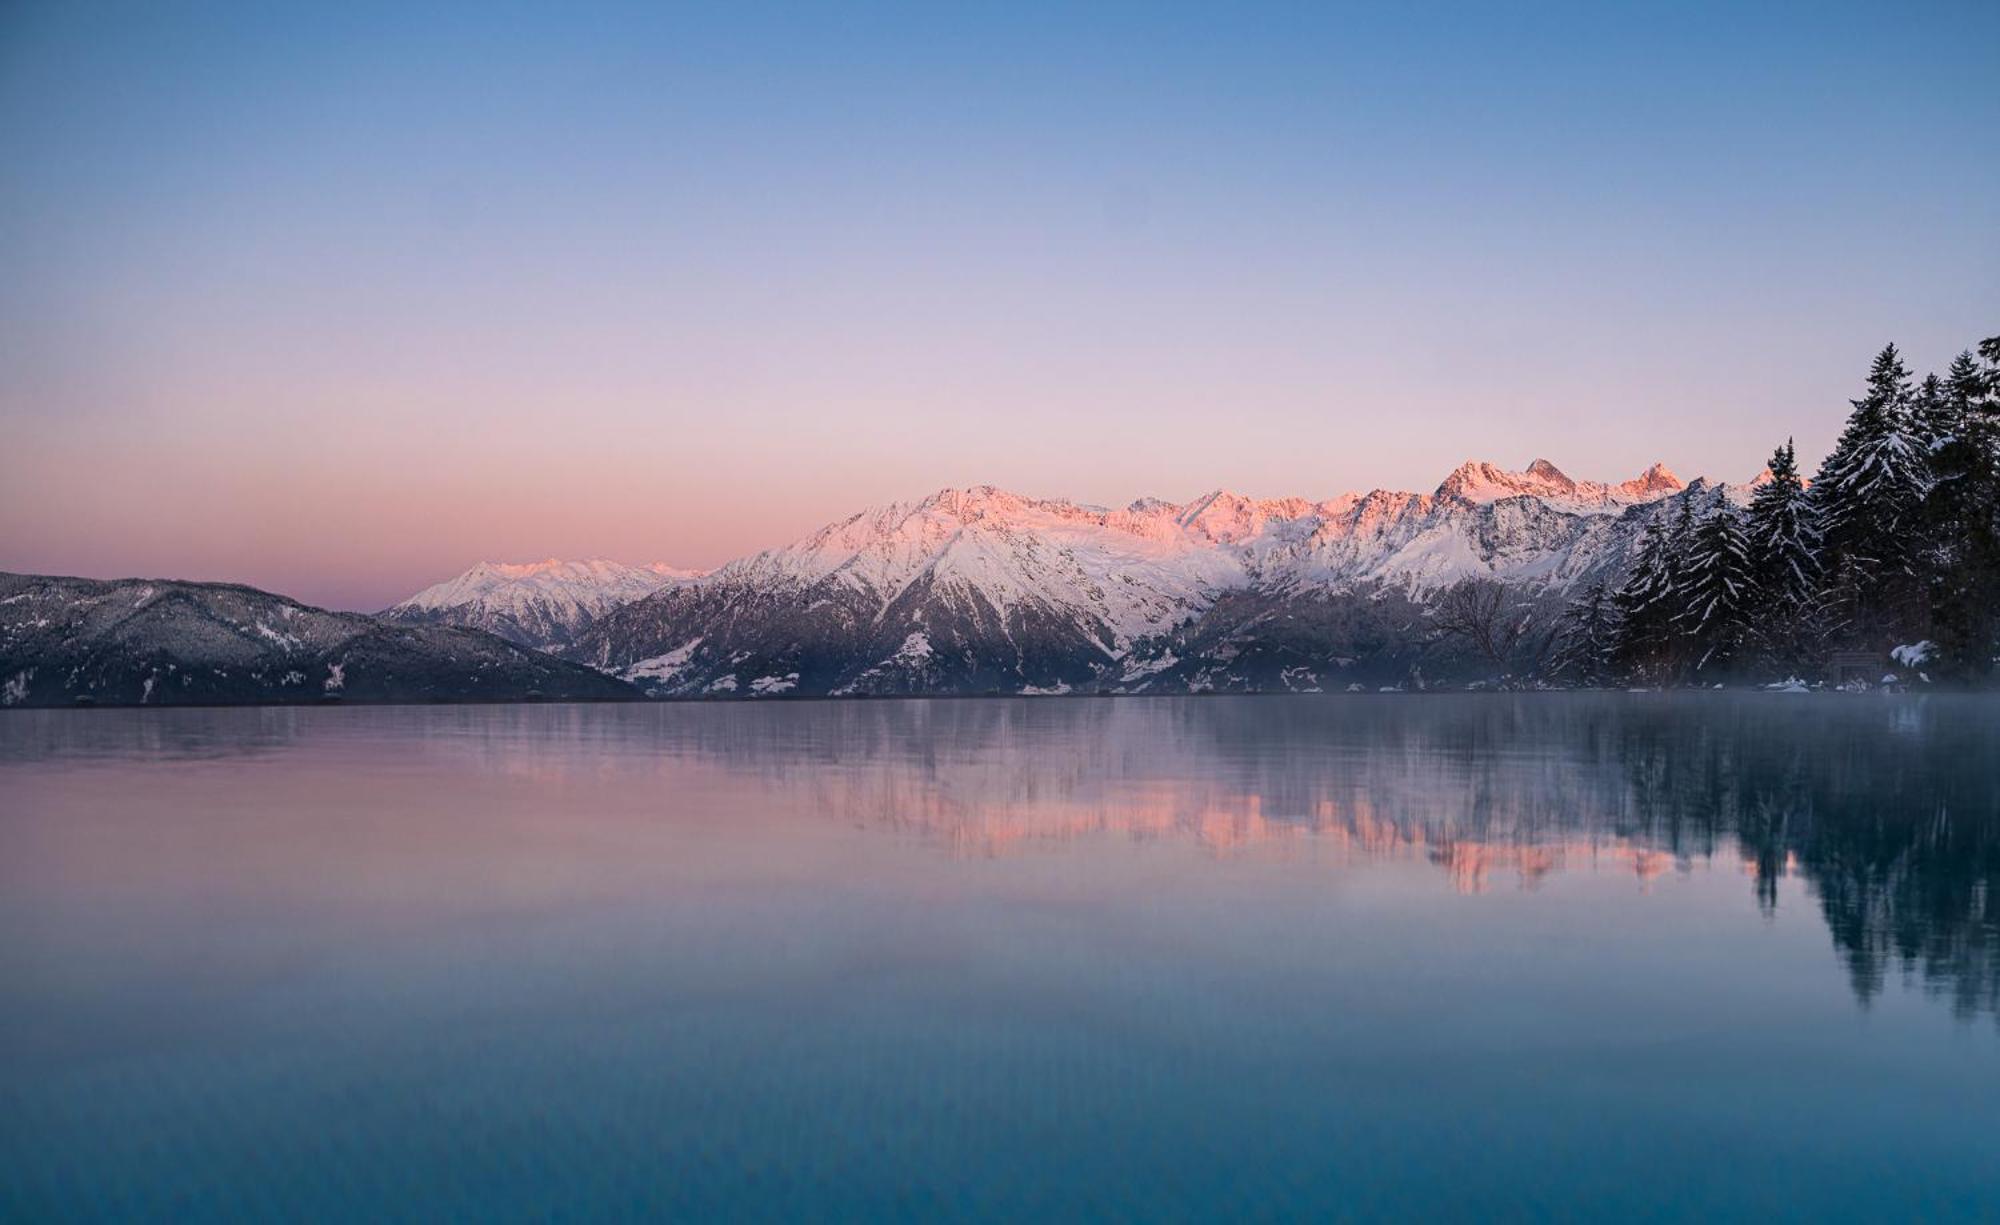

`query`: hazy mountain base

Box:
[579,574,1514,698]
[1115,587,1516,694]
[0,573,640,708]
[575,570,1119,697]
[379,601,599,652]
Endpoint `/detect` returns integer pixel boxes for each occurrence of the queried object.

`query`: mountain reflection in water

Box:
[10,693,1994,1023]
[716,694,1997,1023]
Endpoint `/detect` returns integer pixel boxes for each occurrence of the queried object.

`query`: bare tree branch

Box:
[1430,579,1536,672]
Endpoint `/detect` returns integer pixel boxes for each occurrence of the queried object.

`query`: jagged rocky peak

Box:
[1434,460,1550,503]
[1618,462,1684,498]
[1174,489,1313,544]
[833,485,1095,541]
[1436,459,1684,509]
[1524,458,1576,490]
[914,484,1022,517]
[866,485,1331,544]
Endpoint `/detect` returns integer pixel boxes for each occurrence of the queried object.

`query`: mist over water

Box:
[3,695,1997,1219]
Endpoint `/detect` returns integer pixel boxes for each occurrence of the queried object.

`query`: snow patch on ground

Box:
[3,669,33,705]
[750,673,799,695]
[706,676,739,693]
[625,637,704,683]
[324,663,346,692]
[1019,682,1071,695]
[254,621,301,650]
[1120,651,1178,682]
[1890,641,1935,669]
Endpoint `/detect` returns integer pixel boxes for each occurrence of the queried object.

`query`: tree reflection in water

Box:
[611,694,2000,1024]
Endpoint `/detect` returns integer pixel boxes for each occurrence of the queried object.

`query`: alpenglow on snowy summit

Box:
[545,458,1724,697]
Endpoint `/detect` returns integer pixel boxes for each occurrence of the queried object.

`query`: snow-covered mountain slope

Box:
[572,460,1711,697]
[382,558,701,649]
[0,572,639,707]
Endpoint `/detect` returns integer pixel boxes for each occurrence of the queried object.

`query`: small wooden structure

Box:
[1827,650,1886,687]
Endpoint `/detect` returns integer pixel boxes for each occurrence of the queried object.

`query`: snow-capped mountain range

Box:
[381,558,703,648]
[506,458,1743,697]
[0,459,1754,707]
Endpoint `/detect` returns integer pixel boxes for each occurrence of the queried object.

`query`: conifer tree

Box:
[1678,488,1755,676]
[1657,491,1702,680]
[1611,514,1677,683]
[1551,580,1620,686]
[1911,373,1954,460]
[1921,349,2000,680]
[1812,344,1929,644]
[1667,488,1699,559]
[1744,439,1820,670]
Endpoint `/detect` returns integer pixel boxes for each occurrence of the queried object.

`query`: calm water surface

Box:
[2,695,1997,1221]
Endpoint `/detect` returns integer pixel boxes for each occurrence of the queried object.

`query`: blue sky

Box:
[2,1,1995,608]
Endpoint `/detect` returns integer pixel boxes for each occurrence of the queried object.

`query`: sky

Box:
[2,1,1996,610]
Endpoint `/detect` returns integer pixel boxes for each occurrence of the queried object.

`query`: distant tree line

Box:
[1544,333,2000,687]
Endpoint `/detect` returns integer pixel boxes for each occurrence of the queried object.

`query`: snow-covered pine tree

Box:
[1744,439,1821,672]
[1911,373,1955,462]
[1667,487,1699,556]
[1550,579,1620,686]
[1611,513,1677,683]
[1811,344,1929,645]
[1921,349,2000,680]
[1654,489,1703,680]
[1677,487,1755,676]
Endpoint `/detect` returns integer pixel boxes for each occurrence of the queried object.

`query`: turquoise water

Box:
[2,695,1997,1220]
